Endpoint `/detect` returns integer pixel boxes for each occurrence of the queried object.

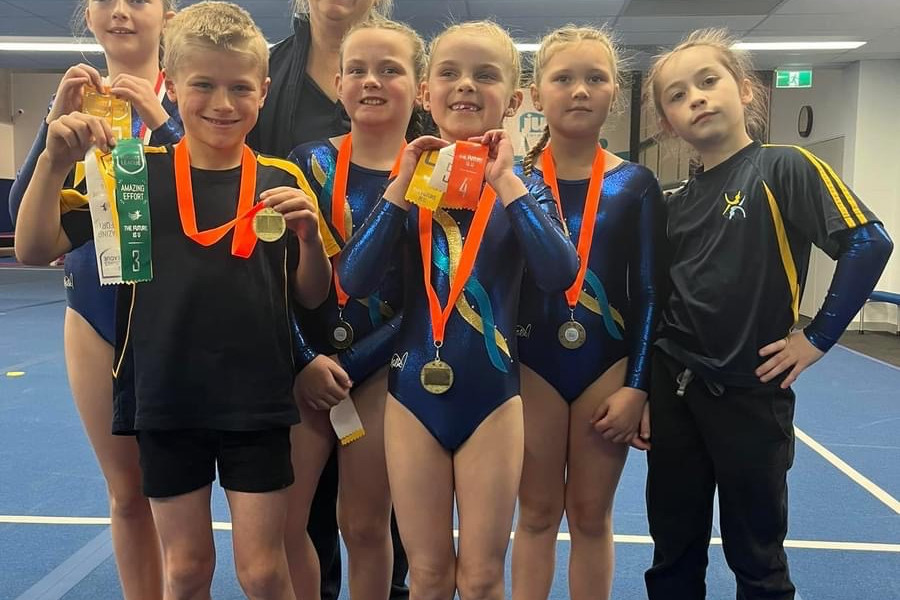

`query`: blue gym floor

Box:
[1,265,898,599]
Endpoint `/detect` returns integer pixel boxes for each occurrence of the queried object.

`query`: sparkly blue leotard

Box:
[9,97,182,345]
[516,162,664,402]
[337,175,578,451]
[287,140,404,382]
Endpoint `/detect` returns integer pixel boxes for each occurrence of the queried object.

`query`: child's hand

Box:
[45,112,115,169]
[383,135,450,208]
[591,387,648,444]
[109,73,169,131]
[294,355,353,411]
[629,402,651,451]
[468,129,514,187]
[261,187,320,242]
[47,64,104,123]
[756,330,825,388]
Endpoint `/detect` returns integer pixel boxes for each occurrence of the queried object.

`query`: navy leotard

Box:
[9,97,183,345]
[517,161,664,401]
[287,140,403,382]
[337,174,578,451]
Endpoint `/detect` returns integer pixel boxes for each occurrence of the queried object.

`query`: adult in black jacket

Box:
[247,3,409,600]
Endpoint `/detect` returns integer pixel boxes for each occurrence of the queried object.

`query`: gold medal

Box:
[558,320,586,349]
[420,359,454,394]
[252,207,286,242]
[330,319,354,350]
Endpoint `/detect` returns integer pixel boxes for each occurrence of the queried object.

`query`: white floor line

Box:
[3,516,897,552]
[794,426,900,514]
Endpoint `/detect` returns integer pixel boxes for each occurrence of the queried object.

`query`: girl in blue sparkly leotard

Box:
[8,1,181,598]
[510,27,664,600]
[336,21,578,598]
[284,20,423,600]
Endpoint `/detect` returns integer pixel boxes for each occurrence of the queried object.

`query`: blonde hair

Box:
[428,20,522,90]
[164,1,269,78]
[524,24,623,175]
[293,0,392,20]
[341,18,426,83]
[645,28,768,141]
[74,0,177,39]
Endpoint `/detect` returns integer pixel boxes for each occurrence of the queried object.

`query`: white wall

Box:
[769,61,900,329]
[11,72,63,173]
[850,60,900,301]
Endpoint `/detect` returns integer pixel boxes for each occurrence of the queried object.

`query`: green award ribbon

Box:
[113,138,152,282]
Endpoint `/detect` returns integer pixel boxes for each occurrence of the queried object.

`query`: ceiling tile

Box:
[616,15,766,32]
[775,0,899,15]
[467,0,623,19]
[755,12,900,32]
[623,0,782,17]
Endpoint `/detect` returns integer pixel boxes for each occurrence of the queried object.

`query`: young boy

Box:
[15,3,332,598]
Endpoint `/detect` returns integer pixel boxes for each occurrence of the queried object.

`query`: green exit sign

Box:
[776,70,813,88]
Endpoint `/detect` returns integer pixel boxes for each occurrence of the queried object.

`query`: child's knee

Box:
[236,559,291,599]
[338,509,390,550]
[165,554,215,598]
[106,485,151,521]
[456,560,504,599]
[566,496,613,538]
[516,494,564,535]
[408,561,455,598]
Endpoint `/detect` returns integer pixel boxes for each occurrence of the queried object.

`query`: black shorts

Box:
[136,428,293,498]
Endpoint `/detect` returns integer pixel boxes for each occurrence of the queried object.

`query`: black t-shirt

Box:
[658,141,878,386]
[62,146,307,433]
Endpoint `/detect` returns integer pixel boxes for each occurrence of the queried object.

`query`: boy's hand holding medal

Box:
[258,187,320,243]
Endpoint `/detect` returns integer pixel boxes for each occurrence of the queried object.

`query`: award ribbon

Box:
[541,144,606,349]
[442,141,488,210]
[83,87,131,141]
[112,138,153,282]
[84,148,123,285]
[418,185,496,393]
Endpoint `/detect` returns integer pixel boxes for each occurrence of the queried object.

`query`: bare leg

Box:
[455,397,524,600]
[229,488,296,600]
[338,368,392,600]
[149,485,215,600]
[511,367,569,600]
[384,395,456,600]
[566,358,629,600]
[285,389,335,600]
[64,308,162,600]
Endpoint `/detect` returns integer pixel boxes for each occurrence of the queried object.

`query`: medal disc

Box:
[420,359,454,394]
[252,207,286,242]
[330,320,355,350]
[558,320,586,349]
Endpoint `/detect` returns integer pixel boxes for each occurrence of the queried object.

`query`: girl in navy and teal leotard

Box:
[281,20,424,600]
[336,21,578,598]
[10,94,181,344]
[509,27,664,600]
[8,1,182,598]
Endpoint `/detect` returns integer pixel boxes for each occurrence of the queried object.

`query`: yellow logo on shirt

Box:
[722,190,746,220]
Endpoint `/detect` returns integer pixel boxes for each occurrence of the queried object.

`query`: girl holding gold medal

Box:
[511,27,664,600]
[337,21,578,598]
[8,1,181,598]
[284,19,424,600]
